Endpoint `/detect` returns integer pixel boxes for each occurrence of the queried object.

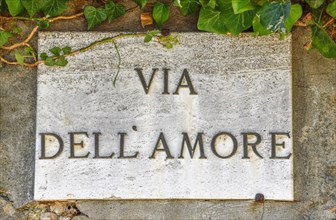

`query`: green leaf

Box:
[144,34,152,43]
[252,14,272,36]
[45,57,55,66]
[218,0,254,35]
[197,7,228,34]
[259,0,291,33]
[305,0,324,9]
[326,0,336,18]
[153,2,170,28]
[84,6,107,30]
[132,0,147,9]
[173,0,182,7]
[40,52,48,60]
[23,46,31,54]
[251,0,267,6]
[232,0,254,14]
[55,56,68,66]
[0,0,6,13]
[311,25,336,58]
[41,0,67,17]
[24,46,30,54]
[11,26,22,34]
[5,0,24,16]
[14,49,24,65]
[38,19,49,29]
[165,42,173,49]
[175,0,199,16]
[22,0,45,18]
[311,7,325,25]
[105,0,125,23]
[49,46,61,56]
[0,30,12,46]
[284,4,302,33]
[144,30,159,43]
[199,0,216,9]
[62,46,71,55]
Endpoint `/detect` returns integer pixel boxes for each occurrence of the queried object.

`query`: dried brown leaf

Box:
[140,12,153,28]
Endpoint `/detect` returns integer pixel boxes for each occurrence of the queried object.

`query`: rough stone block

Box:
[35,32,293,200]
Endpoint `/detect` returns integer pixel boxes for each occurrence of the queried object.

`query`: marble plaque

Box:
[35,32,293,200]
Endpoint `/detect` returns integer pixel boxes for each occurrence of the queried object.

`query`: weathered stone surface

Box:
[40,212,58,220]
[71,215,90,220]
[35,32,292,200]
[76,200,264,220]
[0,65,36,208]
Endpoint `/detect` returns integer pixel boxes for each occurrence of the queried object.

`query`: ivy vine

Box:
[0,0,335,69]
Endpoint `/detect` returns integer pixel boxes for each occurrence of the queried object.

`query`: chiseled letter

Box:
[211,132,238,159]
[39,133,64,159]
[270,132,292,159]
[241,132,263,159]
[69,132,90,159]
[178,132,206,159]
[149,132,173,159]
[93,132,114,158]
[173,69,197,95]
[162,68,170,95]
[135,68,159,94]
[118,132,139,158]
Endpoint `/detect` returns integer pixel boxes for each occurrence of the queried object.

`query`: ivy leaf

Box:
[144,30,159,43]
[218,0,254,35]
[305,0,324,9]
[311,25,336,58]
[11,26,22,34]
[23,46,32,54]
[62,46,71,55]
[38,19,49,29]
[132,0,147,9]
[40,52,48,60]
[49,46,61,56]
[22,0,45,18]
[153,2,170,28]
[5,0,24,16]
[197,7,228,34]
[55,56,68,66]
[144,34,152,43]
[24,46,30,54]
[175,0,199,16]
[0,0,5,13]
[14,49,24,66]
[41,0,67,17]
[165,42,173,49]
[173,0,182,7]
[253,0,268,6]
[259,0,291,33]
[199,0,216,9]
[105,1,125,23]
[326,0,336,18]
[284,4,302,33]
[0,30,12,46]
[252,14,272,36]
[232,0,254,14]
[84,6,107,30]
[45,57,55,66]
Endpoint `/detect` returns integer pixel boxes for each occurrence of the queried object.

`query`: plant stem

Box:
[112,40,121,87]
[1,33,148,67]
[1,26,39,50]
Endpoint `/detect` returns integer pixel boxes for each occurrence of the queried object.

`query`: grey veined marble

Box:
[35,32,293,200]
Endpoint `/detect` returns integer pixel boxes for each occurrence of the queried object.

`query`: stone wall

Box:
[0,1,335,219]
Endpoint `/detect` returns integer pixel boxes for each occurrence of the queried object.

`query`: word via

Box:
[135,68,197,95]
